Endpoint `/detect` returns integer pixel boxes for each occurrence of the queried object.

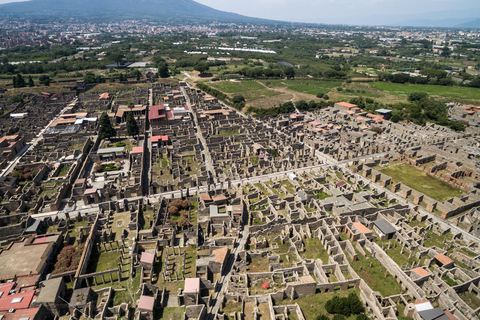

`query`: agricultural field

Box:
[372,82,480,104]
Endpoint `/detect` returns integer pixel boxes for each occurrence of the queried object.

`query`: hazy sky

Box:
[194,0,480,24]
[0,0,478,25]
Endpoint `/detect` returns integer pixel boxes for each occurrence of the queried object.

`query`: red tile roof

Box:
[137,295,155,311]
[0,306,39,320]
[212,247,229,263]
[151,135,168,143]
[140,252,155,265]
[435,254,454,266]
[336,102,358,108]
[352,222,372,235]
[0,290,35,311]
[184,278,200,293]
[199,194,212,201]
[149,105,165,120]
[411,267,431,277]
[131,146,144,154]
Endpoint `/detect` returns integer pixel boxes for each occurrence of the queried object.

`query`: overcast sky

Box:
[0,0,478,25]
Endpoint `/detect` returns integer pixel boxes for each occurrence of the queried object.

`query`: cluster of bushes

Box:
[316,93,329,100]
[231,95,246,111]
[247,101,295,118]
[94,162,120,173]
[12,165,44,182]
[348,94,464,131]
[168,199,191,228]
[295,99,329,112]
[52,244,85,274]
[197,82,228,102]
[314,293,367,320]
[237,66,284,78]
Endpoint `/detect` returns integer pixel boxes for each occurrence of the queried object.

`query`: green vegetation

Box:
[458,291,480,310]
[209,80,264,93]
[57,164,71,177]
[348,250,402,297]
[301,236,329,264]
[98,112,116,140]
[373,81,480,104]
[277,289,360,320]
[87,250,121,273]
[325,293,364,317]
[380,164,463,202]
[154,307,186,320]
[442,275,458,286]
[214,129,240,137]
[262,79,342,95]
[95,163,120,173]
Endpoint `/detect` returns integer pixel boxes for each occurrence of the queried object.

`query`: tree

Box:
[39,75,50,86]
[84,72,97,84]
[27,75,34,87]
[126,112,139,137]
[98,113,116,140]
[109,53,124,67]
[194,62,209,74]
[459,71,474,83]
[157,61,169,78]
[284,66,295,79]
[13,74,26,88]
[441,46,450,60]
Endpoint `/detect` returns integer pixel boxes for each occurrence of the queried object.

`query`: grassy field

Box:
[380,164,463,202]
[348,251,402,297]
[372,82,480,104]
[209,80,264,93]
[260,79,342,95]
[277,288,361,320]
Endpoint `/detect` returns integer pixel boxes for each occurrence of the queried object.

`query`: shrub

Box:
[325,293,364,317]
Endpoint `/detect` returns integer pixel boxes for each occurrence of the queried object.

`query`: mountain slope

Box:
[0,0,259,22]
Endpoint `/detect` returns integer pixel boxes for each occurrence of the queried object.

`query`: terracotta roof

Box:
[99,92,110,100]
[137,295,155,311]
[84,188,97,195]
[435,254,454,266]
[352,222,372,235]
[199,194,212,201]
[212,195,227,201]
[131,146,144,154]
[336,101,358,108]
[0,306,40,320]
[151,135,168,143]
[411,267,431,277]
[212,247,229,263]
[140,252,155,265]
[0,290,35,311]
[149,105,166,120]
[184,278,200,293]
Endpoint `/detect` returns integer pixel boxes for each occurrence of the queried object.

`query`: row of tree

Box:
[98,111,139,140]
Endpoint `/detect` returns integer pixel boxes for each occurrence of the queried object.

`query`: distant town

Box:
[0,16,480,320]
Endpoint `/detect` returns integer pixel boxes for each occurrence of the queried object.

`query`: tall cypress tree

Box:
[16,74,26,88]
[98,113,116,140]
[28,75,34,87]
[126,112,139,138]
